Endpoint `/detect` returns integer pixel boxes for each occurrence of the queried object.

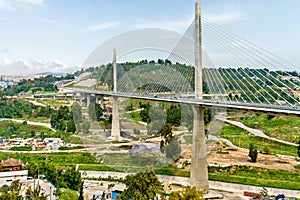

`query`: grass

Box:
[241,114,300,144]
[0,152,98,166]
[0,121,74,142]
[64,135,84,144]
[10,146,32,151]
[96,153,171,172]
[35,98,72,108]
[208,165,300,190]
[0,121,55,138]
[1,149,299,190]
[155,164,300,190]
[183,134,193,144]
[58,188,78,200]
[58,146,84,150]
[218,124,298,156]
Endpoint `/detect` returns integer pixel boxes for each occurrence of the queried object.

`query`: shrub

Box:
[249,143,258,162]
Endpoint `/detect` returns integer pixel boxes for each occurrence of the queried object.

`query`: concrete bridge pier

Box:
[190,105,209,192]
[111,48,120,140]
[86,93,91,108]
[111,96,120,140]
[190,2,209,192]
[96,95,105,110]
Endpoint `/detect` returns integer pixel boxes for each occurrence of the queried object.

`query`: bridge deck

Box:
[73,89,300,116]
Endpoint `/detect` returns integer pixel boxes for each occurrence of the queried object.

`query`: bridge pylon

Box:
[111,49,121,140]
[190,2,209,192]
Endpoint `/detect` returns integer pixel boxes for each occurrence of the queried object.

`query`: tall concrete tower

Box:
[190,2,209,192]
[111,49,120,140]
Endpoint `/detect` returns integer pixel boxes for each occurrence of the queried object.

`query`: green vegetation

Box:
[0,152,98,167]
[298,139,300,158]
[58,146,84,150]
[208,165,300,190]
[241,114,300,144]
[0,121,55,139]
[50,105,75,132]
[167,187,204,200]
[88,102,103,121]
[116,170,163,200]
[0,99,54,119]
[4,74,74,96]
[0,179,47,200]
[4,75,58,96]
[96,153,169,172]
[218,124,298,156]
[155,164,300,190]
[57,188,78,200]
[35,98,72,108]
[10,146,32,151]
[248,143,258,162]
[155,165,189,177]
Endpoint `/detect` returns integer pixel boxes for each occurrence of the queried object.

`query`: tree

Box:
[0,180,30,200]
[25,185,47,200]
[78,181,84,200]
[59,167,82,191]
[81,120,90,134]
[248,143,258,162]
[30,130,35,137]
[164,139,182,161]
[88,103,97,121]
[72,102,82,124]
[160,123,172,140]
[165,186,204,200]
[298,139,300,158]
[67,119,76,133]
[116,170,163,200]
[166,105,181,126]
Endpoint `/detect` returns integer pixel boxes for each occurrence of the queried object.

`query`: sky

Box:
[1,0,300,75]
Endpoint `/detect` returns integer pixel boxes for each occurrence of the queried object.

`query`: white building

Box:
[0,170,28,182]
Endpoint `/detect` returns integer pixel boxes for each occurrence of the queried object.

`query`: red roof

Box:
[2,158,23,167]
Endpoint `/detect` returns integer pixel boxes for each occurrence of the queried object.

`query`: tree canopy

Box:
[116,170,163,200]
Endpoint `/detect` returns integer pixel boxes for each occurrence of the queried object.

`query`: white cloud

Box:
[204,11,243,24]
[88,22,118,31]
[0,0,13,10]
[42,19,74,29]
[0,0,44,10]
[131,16,194,32]
[17,0,43,6]
[0,57,80,75]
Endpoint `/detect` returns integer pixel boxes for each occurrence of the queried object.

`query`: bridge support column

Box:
[190,106,209,192]
[95,94,104,109]
[111,48,120,140]
[99,95,104,110]
[111,96,120,140]
[190,2,209,192]
[86,94,91,108]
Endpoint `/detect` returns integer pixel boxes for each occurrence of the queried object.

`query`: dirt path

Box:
[225,119,298,147]
[26,99,47,107]
[0,118,56,132]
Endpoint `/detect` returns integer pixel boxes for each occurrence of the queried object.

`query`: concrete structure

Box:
[96,94,105,109]
[86,93,91,108]
[44,138,62,144]
[0,170,28,182]
[190,2,209,192]
[111,49,120,140]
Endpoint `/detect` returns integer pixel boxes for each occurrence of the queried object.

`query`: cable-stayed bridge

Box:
[71,2,300,192]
